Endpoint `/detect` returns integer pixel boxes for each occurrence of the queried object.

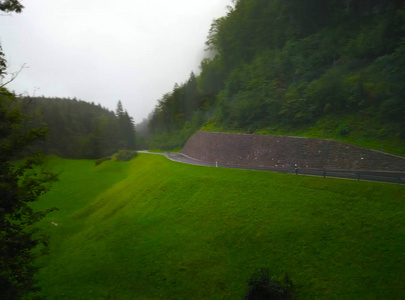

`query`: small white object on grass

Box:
[51,222,58,226]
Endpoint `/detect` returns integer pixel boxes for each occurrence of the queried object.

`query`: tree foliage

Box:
[0,88,57,299]
[0,2,58,298]
[0,0,24,14]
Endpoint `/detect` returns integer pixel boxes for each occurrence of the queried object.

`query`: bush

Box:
[95,150,138,166]
[111,150,138,162]
[95,156,111,166]
[244,268,293,300]
[336,124,350,137]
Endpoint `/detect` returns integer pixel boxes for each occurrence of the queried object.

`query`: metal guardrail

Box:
[164,153,405,185]
[295,168,405,185]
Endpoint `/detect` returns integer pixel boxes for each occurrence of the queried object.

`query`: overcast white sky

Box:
[0,0,230,123]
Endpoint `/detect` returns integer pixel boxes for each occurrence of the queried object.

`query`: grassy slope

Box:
[30,154,404,299]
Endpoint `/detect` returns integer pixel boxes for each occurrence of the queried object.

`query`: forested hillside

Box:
[19,97,136,158]
[146,0,405,153]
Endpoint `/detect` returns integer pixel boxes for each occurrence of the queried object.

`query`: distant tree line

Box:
[19,97,137,158]
[145,0,405,149]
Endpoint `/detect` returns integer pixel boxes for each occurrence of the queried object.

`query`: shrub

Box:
[111,150,137,162]
[95,150,138,166]
[244,268,293,300]
[336,124,350,137]
[95,156,111,166]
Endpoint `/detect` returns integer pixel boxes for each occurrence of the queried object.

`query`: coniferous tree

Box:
[115,101,136,150]
[123,111,136,150]
[184,72,199,120]
[115,100,124,119]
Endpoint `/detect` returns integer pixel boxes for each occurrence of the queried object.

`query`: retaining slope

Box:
[181,131,405,172]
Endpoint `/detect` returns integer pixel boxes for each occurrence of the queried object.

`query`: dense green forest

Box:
[145,0,405,152]
[19,97,136,158]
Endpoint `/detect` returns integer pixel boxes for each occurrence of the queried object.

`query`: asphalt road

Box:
[139,151,405,185]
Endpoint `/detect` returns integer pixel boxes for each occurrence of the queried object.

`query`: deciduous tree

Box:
[0,88,57,299]
[1,3,57,298]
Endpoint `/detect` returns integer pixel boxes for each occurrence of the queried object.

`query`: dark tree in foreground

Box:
[1,3,57,298]
[0,88,57,299]
[244,268,294,300]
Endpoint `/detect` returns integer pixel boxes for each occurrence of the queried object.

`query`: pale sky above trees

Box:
[0,0,230,122]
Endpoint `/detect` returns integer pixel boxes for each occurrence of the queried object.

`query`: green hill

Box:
[144,0,405,155]
[30,154,405,298]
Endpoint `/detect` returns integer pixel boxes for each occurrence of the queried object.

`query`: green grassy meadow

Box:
[30,154,405,299]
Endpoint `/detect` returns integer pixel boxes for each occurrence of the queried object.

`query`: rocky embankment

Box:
[181,131,405,172]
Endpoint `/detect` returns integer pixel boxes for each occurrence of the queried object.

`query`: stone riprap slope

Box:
[181,131,405,172]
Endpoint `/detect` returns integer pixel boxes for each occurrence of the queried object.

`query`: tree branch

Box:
[0,63,28,88]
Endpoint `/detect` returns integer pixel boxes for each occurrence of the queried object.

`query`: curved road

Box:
[139,151,405,185]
